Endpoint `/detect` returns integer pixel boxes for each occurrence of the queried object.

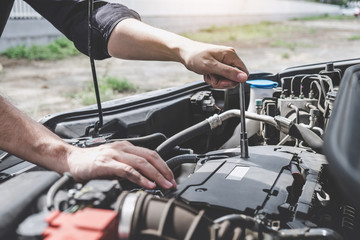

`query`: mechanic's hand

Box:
[181,41,249,89]
[66,141,176,190]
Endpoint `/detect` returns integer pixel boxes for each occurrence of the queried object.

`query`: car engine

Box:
[1,59,360,240]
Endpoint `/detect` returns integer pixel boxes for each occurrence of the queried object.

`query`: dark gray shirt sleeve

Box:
[23,0,141,60]
[0,0,15,37]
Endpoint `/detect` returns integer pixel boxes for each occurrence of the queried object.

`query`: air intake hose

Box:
[289,124,323,153]
[115,191,213,240]
[156,109,324,159]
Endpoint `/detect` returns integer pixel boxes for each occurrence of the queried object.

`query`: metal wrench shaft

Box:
[239,82,249,158]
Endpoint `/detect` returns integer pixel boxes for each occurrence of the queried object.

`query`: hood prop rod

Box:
[85,0,103,137]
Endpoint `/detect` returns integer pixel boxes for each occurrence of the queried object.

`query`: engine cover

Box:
[172,146,326,220]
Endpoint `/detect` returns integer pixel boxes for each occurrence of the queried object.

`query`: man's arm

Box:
[108,19,248,89]
[23,0,248,87]
[0,96,176,189]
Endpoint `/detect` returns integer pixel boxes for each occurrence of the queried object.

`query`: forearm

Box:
[108,18,189,63]
[108,18,248,88]
[0,96,72,173]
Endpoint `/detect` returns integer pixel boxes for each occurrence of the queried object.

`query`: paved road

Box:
[0,0,340,50]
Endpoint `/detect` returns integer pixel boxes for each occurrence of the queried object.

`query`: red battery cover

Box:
[43,208,118,240]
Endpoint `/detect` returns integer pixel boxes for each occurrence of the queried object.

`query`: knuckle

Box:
[122,140,133,146]
[133,157,147,168]
[203,59,213,69]
[112,140,132,148]
[154,171,163,181]
[94,155,108,165]
[122,165,136,178]
[148,150,160,160]
[99,148,117,158]
[227,47,235,53]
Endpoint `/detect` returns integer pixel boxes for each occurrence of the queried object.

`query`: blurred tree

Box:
[314,0,349,6]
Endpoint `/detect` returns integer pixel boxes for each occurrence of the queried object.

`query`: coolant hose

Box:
[156,109,323,159]
[109,133,167,144]
[289,124,323,153]
[166,154,198,170]
[156,110,245,158]
[156,120,211,159]
[108,133,167,150]
[156,110,276,159]
[46,172,73,210]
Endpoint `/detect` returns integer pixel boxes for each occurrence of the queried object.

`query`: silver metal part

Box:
[239,83,249,158]
[118,193,139,240]
[277,134,291,146]
[274,116,293,134]
[316,190,330,207]
[278,98,318,119]
[207,114,222,129]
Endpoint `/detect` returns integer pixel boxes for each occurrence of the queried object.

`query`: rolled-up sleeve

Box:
[24,0,141,59]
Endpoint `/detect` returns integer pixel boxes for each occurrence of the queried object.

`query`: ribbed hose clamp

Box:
[207,114,223,130]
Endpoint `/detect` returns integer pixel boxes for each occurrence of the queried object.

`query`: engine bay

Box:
[1,59,360,240]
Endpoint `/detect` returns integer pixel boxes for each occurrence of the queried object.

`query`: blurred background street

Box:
[1,0,340,50]
[0,0,359,119]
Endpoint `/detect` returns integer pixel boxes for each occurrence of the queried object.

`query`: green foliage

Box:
[182,21,300,44]
[282,52,290,59]
[0,37,79,60]
[348,35,360,41]
[308,0,349,6]
[271,40,297,51]
[292,14,357,21]
[329,0,348,6]
[71,74,137,105]
[105,76,136,92]
[270,40,315,51]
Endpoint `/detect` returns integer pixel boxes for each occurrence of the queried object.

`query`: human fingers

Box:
[110,141,176,189]
[121,144,174,180]
[67,147,157,189]
[100,159,158,189]
[114,151,175,189]
[224,48,249,76]
[210,60,248,84]
[198,47,248,86]
[204,74,239,89]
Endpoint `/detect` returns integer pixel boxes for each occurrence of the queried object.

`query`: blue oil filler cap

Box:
[246,80,278,89]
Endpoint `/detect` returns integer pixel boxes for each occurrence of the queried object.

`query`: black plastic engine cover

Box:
[172,146,326,219]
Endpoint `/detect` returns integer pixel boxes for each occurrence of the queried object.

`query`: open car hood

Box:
[1,58,360,240]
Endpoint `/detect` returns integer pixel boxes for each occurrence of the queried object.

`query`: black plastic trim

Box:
[324,64,360,209]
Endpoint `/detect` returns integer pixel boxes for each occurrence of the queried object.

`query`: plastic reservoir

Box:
[222,80,278,149]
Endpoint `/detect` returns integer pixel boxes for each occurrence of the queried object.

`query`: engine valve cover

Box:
[173,146,325,219]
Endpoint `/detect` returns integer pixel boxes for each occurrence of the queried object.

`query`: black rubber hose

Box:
[108,133,167,149]
[46,172,73,211]
[289,124,323,153]
[156,120,211,159]
[125,133,167,144]
[166,154,198,170]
